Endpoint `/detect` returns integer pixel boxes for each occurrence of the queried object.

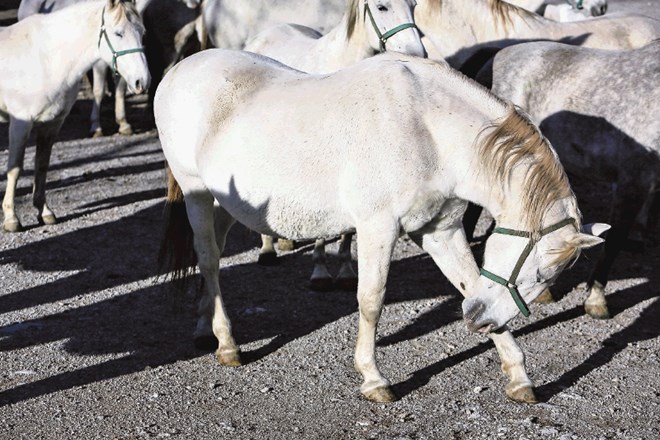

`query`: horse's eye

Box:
[377,5,388,12]
[115,31,124,38]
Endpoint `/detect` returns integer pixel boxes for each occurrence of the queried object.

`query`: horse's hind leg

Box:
[586,183,647,319]
[115,78,133,135]
[32,120,64,226]
[2,117,33,232]
[353,222,398,402]
[310,239,333,291]
[335,233,358,290]
[186,191,240,365]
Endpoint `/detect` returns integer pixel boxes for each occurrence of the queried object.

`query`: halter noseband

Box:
[479,217,577,317]
[363,1,418,52]
[98,6,145,76]
[567,0,584,9]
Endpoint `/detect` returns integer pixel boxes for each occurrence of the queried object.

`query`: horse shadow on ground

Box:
[0,205,657,406]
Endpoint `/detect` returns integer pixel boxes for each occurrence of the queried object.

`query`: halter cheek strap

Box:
[98,6,145,76]
[567,0,584,9]
[363,1,418,52]
[479,217,577,317]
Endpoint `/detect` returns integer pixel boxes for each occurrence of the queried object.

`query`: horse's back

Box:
[244,23,322,62]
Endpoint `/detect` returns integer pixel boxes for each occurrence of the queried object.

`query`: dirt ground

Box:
[1,1,659,439]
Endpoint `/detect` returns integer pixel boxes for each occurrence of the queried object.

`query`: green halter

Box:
[479,217,577,317]
[98,6,145,76]
[363,1,418,52]
[567,0,584,9]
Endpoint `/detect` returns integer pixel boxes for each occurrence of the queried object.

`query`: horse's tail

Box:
[158,166,198,290]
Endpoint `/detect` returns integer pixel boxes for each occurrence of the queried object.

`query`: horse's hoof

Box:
[362,386,397,403]
[216,349,242,367]
[310,277,334,292]
[118,123,133,136]
[585,302,610,320]
[277,238,295,251]
[3,219,23,233]
[534,288,554,304]
[334,277,358,291]
[91,129,104,138]
[506,385,538,404]
[38,214,57,226]
[194,334,219,351]
[257,252,279,266]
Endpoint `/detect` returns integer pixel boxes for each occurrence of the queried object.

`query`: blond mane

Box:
[424,0,539,31]
[346,0,360,40]
[478,106,575,231]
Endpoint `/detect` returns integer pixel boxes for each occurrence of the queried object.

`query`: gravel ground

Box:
[1,1,659,439]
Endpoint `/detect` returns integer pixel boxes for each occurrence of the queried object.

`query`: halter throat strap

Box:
[479,217,577,317]
[98,6,145,76]
[363,1,417,52]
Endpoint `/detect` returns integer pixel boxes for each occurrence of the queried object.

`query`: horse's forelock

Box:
[346,0,360,40]
[108,0,145,33]
[478,106,575,231]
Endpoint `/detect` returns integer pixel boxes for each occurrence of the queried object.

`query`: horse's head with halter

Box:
[97,0,150,94]
[463,218,609,333]
[362,0,425,56]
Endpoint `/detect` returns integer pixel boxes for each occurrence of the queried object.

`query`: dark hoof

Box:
[217,349,242,367]
[310,277,334,292]
[118,123,133,136]
[257,252,279,266]
[194,334,218,351]
[362,386,398,402]
[91,129,104,138]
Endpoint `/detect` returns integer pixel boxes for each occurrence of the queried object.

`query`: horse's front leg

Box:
[408,219,536,403]
[258,234,279,266]
[354,222,398,402]
[33,120,64,226]
[90,61,106,137]
[186,191,240,365]
[3,117,33,232]
[114,77,133,136]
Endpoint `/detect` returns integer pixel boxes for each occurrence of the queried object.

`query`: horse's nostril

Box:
[135,79,142,90]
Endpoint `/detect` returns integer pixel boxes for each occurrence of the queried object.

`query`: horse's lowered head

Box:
[98,0,150,94]
[355,0,425,57]
[463,213,610,333]
[574,0,608,17]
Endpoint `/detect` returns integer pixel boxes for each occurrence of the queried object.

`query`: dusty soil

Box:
[1,1,659,439]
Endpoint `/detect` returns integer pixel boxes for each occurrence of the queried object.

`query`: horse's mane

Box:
[478,106,576,233]
[107,0,145,33]
[425,0,539,30]
[346,0,360,40]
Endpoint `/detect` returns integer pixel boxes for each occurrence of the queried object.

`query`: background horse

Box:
[155,49,606,403]
[487,40,659,319]
[414,0,660,70]
[200,0,346,49]
[0,0,150,231]
[245,0,425,290]
[507,0,608,18]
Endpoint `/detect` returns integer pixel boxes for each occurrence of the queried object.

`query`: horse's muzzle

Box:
[462,299,496,333]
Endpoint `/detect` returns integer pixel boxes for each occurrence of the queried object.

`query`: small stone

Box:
[473,386,486,394]
[260,386,272,393]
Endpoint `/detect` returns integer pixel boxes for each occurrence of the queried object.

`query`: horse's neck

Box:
[41,3,104,87]
[310,16,374,72]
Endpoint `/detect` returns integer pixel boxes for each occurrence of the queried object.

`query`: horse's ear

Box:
[581,223,611,237]
[106,0,118,10]
[570,222,611,249]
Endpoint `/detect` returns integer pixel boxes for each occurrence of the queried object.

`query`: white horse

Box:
[415,0,660,70]
[155,49,607,403]
[487,40,659,319]
[201,0,346,49]
[17,0,196,137]
[0,0,150,232]
[507,0,608,19]
[245,0,425,290]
